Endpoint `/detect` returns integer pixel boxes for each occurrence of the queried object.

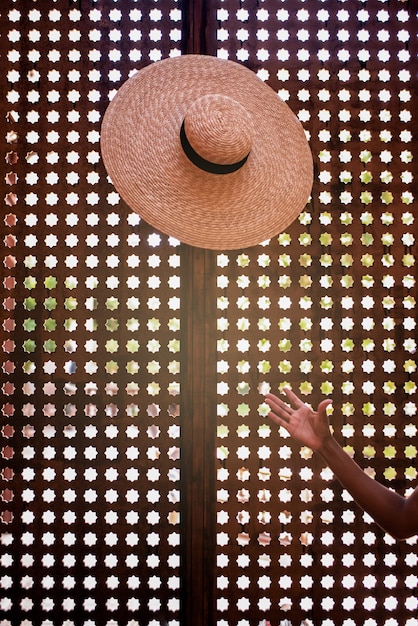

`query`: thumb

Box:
[318,399,332,416]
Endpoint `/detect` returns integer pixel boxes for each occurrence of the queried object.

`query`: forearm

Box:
[266,388,418,539]
[318,436,410,539]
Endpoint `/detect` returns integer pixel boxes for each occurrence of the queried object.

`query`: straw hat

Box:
[101,55,312,250]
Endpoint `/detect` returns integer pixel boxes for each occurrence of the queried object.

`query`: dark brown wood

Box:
[180,246,217,625]
[183,0,205,54]
[180,4,218,619]
[183,0,218,55]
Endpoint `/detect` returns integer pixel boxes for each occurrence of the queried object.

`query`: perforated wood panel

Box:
[212,1,417,624]
[0,2,183,625]
[0,1,417,626]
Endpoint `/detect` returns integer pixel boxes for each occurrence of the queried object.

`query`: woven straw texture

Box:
[101,55,313,250]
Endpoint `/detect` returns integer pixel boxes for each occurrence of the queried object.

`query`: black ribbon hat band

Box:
[180,121,249,175]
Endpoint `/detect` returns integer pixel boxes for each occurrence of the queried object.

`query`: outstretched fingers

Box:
[282,386,305,409]
[265,393,294,426]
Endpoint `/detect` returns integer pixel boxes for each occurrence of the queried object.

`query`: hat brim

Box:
[101,55,313,250]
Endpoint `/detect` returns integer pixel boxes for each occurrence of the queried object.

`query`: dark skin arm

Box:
[265,387,418,540]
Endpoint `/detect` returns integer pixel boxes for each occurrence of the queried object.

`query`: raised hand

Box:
[265,387,332,451]
[265,386,418,539]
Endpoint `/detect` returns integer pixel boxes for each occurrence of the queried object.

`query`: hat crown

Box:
[183,94,254,166]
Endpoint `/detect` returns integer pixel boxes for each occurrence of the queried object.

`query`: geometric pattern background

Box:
[0,1,416,625]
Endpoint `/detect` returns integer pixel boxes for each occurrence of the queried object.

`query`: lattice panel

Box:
[0,2,183,625]
[0,1,417,626]
[214,1,417,624]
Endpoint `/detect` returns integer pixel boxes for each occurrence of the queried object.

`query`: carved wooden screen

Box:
[0,2,185,625]
[0,1,417,626]
[209,2,418,624]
